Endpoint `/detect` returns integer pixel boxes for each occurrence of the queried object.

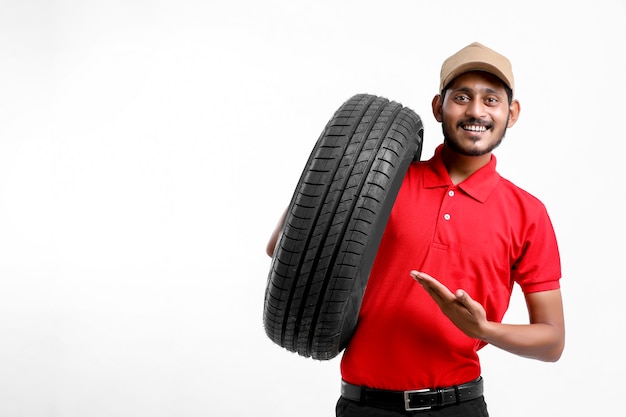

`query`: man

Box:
[267,42,564,416]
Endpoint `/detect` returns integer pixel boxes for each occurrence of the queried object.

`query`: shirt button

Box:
[448,190,455,197]
[444,214,451,220]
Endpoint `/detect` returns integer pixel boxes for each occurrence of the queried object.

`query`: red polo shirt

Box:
[340,145,561,390]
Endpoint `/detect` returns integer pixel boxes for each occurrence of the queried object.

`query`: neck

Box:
[441,144,492,185]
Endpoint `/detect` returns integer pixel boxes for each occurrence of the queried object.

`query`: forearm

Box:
[266,208,287,257]
[480,320,564,362]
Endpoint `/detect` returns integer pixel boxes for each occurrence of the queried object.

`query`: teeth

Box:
[464,125,487,132]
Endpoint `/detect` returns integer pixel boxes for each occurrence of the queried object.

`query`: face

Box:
[432,71,520,157]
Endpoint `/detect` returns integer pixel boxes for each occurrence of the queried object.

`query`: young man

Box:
[267,42,564,416]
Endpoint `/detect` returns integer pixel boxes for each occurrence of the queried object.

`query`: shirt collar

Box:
[423,144,501,203]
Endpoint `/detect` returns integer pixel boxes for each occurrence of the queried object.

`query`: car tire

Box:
[263,93,424,360]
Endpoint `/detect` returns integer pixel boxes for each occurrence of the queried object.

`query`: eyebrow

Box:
[453,86,502,95]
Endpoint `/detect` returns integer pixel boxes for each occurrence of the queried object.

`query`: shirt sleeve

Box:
[512,205,562,293]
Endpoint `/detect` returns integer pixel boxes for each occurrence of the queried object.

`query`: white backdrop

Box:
[1,0,624,416]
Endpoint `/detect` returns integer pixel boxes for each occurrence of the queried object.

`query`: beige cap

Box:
[440,42,514,94]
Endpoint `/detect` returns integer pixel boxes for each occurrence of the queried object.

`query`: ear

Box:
[432,94,444,122]
[507,99,521,128]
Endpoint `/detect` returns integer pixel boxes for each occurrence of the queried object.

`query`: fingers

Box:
[454,289,470,307]
[410,270,435,294]
[410,270,444,291]
[410,270,456,303]
[410,271,484,336]
[410,270,437,284]
[454,289,479,316]
[410,270,424,281]
[411,271,472,306]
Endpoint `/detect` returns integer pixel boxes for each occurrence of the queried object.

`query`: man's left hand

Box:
[410,270,488,339]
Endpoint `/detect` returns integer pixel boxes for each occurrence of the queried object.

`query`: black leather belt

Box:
[341,377,483,412]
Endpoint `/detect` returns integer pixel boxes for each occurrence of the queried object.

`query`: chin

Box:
[444,134,504,157]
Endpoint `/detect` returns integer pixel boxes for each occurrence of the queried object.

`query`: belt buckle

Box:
[403,388,431,411]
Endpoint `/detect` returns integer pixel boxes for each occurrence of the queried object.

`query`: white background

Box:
[0,0,624,416]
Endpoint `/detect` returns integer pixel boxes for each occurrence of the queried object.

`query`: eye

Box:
[485,97,499,106]
[454,94,470,103]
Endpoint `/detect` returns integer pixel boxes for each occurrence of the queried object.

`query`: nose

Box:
[465,100,486,118]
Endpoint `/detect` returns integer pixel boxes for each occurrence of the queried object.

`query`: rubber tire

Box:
[264,93,424,360]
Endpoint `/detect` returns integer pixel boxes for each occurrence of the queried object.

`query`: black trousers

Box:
[336,396,489,417]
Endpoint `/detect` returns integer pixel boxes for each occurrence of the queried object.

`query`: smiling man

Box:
[335,42,565,416]
[266,42,565,417]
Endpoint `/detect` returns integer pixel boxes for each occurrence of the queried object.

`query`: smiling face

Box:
[432,71,520,157]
